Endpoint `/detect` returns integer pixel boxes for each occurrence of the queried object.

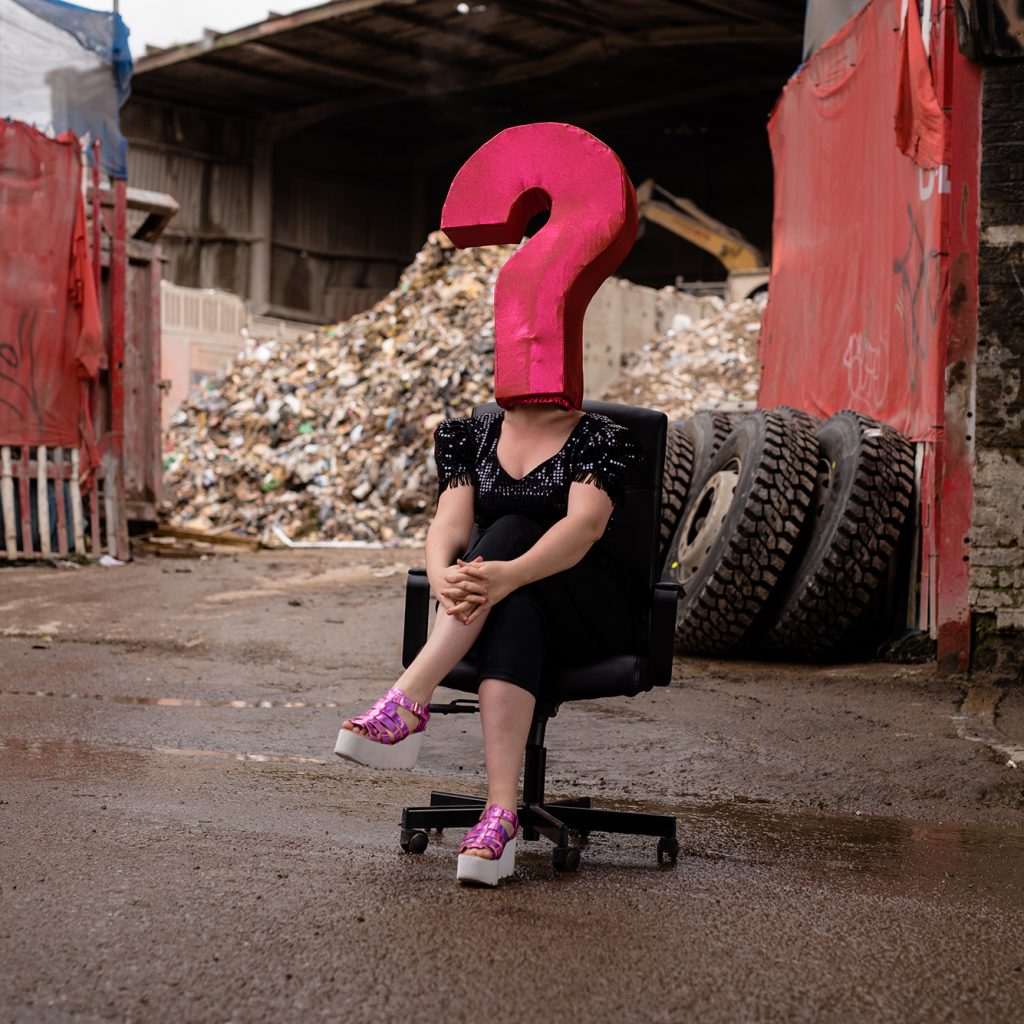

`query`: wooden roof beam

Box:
[568,73,788,126]
[493,1,606,39]
[678,0,802,28]
[485,22,799,85]
[500,0,672,48]
[266,23,796,136]
[265,94,382,137]
[411,73,786,168]
[379,6,541,58]
[135,0,414,75]
[194,53,325,93]
[314,19,491,74]
[647,23,800,45]
[245,40,415,93]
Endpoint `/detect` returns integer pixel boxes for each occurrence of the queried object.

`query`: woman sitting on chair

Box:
[335,399,642,886]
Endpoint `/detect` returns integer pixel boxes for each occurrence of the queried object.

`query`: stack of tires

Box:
[659,407,915,660]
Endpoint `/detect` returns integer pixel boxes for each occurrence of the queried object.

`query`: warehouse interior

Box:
[124,0,807,323]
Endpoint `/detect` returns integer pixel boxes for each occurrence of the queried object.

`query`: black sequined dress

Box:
[431,411,647,692]
[433,410,644,594]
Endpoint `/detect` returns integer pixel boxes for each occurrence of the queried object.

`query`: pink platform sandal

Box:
[457,804,519,887]
[333,687,430,770]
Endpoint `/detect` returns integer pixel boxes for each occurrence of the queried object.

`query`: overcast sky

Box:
[116,1,313,57]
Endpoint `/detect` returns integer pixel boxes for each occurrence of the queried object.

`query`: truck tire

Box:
[661,411,735,579]
[659,422,695,566]
[766,411,915,658]
[668,411,818,654]
[774,405,821,433]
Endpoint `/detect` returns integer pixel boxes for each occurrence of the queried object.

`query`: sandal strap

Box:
[481,803,518,831]
[349,687,430,745]
[385,687,430,726]
[458,804,519,858]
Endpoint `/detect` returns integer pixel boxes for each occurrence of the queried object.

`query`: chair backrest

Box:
[472,401,667,601]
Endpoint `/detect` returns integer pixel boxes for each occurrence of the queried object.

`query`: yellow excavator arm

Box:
[636,179,765,272]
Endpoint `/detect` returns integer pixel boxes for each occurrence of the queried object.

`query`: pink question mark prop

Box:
[440,122,638,410]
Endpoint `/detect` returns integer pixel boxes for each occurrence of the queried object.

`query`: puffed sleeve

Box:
[569,416,644,506]
[433,417,477,496]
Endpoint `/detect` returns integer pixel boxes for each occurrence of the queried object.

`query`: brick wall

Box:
[972,63,1024,672]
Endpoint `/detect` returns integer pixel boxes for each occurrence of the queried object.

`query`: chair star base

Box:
[399,712,679,872]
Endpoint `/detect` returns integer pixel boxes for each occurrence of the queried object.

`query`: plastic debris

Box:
[163,233,764,546]
[599,294,764,421]
[164,233,513,546]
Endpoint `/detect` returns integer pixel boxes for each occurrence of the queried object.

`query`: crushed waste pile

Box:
[163,232,512,545]
[163,232,764,546]
[600,295,764,422]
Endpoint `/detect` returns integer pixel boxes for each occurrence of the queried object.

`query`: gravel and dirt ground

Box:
[2,550,1023,1023]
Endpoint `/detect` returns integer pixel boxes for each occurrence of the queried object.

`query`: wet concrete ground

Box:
[2,551,1024,1023]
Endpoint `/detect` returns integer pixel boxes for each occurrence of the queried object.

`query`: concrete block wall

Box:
[160,283,249,428]
[971,62,1024,671]
[583,277,705,396]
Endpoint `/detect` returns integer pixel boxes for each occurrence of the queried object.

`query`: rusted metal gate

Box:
[1,140,175,562]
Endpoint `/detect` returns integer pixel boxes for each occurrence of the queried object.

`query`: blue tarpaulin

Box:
[0,0,132,177]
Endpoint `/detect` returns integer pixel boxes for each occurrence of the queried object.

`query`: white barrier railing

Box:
[0,445,119,560]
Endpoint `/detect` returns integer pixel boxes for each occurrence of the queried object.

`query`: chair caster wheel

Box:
[657,836,679,866]
[553,846,581,872]
[401,829,429,854]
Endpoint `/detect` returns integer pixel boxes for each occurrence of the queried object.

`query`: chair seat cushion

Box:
[439,654,648,705]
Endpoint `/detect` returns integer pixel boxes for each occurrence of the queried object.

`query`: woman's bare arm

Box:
[445,482,613,623]
[425,484,476,610]
[511,482,612,584]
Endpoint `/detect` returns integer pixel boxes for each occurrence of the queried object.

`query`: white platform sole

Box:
[333,727,424,769]
[457,835,517,887]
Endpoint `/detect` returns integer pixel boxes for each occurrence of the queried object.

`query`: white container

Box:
[160,283,248,427]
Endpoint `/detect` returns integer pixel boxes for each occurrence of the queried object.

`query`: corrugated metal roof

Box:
[133,0,806,133]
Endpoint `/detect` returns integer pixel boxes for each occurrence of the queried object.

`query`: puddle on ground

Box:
[3,735,1022,900]
[539,791,1024,892]
[152,746,331,766]
[0,689,339,710]
[0,735,331,768]
[0,735,149,776]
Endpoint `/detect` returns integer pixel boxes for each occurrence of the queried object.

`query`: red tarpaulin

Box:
[758,0,949,440]
[0,119,103,449]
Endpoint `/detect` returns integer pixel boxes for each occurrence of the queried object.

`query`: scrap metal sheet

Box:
[759,0,947,440]
[0,119,102,447]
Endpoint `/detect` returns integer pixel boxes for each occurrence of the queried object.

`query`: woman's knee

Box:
[478,590,545,657]
[486,587,543,631]
[475,593,546,698]
[465,515,543,561]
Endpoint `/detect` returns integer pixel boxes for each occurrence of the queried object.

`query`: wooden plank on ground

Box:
[155,525,261,550]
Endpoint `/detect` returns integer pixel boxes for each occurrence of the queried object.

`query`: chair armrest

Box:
[402,568,431,668]
[648,582,679,687]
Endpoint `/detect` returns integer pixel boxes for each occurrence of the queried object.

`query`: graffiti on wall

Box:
[842,330,885,408]
[0,310,43,432]
[893,203,943,401]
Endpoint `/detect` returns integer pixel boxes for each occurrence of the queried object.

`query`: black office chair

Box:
[399,400,680,871]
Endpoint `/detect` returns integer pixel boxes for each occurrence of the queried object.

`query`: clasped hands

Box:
[437,556,521,625]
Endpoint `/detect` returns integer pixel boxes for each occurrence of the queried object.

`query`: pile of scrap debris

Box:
[600,295,763,421]
[163,232,513,545]
[163,232,765,546]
